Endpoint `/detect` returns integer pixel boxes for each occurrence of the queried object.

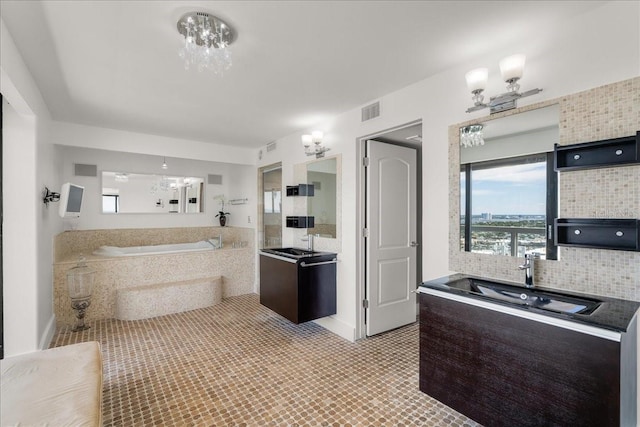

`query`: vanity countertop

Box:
[419,273,640,333]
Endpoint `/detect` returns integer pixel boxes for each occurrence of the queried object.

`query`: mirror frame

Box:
[293,154,342,253]
[449,100,560,271]
[306,157,338,239]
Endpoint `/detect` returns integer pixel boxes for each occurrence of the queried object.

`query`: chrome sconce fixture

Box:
[460,124,485,148]
[465,54,542,114]
[301,131,330,158]
[42,187,60,206]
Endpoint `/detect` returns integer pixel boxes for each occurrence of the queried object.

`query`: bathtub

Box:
[93,240,219,257]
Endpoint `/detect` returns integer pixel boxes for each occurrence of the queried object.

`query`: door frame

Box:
[355,120,422,340]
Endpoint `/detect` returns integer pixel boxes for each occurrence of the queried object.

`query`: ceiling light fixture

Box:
[177,11,235,74]
[162,157,168,170]
[301,131,330,158]
[460,124,485,148]
[465,54,542,114]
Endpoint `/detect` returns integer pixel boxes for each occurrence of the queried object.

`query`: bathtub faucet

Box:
[214,235,223,249]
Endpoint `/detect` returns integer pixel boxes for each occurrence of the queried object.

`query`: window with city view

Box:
[461,153,557,259]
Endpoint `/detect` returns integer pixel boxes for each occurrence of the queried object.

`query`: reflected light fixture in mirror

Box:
[465,54,542,114]
[460,124,485,148]
[161,157,168,170]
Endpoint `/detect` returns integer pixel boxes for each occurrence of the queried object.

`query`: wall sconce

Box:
[161,156,168,170]
[42,187,60,206]
[301,131,330,158]
[465,54,542,114]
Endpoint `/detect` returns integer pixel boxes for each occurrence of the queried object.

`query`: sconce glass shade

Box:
[465,68,488,92]
[311,131,324,144]
[499,54,526,82]
[301,134,312,148]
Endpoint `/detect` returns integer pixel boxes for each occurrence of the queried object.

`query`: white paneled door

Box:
[365,140,418,336]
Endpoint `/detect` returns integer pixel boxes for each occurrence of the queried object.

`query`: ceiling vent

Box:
[361,102,380,122]
[266,141,277,152]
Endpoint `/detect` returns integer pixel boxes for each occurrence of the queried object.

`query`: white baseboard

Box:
[313,316,355,342]
[39,315,56,350]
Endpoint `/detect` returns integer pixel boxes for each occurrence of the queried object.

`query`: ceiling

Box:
[0,1,605,149]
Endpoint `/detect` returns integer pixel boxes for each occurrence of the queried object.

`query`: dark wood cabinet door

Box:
[419,293,620,427]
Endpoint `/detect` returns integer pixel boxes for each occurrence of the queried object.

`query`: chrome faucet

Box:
[518,252,539,288]
[307,234,314,252]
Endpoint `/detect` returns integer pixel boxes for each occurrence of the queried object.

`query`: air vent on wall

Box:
[208,174,223,185]
[74,163,97,177]
[266,141,277,152]
[361,101,380,122]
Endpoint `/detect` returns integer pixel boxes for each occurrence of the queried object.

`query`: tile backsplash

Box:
[450,77,640,300]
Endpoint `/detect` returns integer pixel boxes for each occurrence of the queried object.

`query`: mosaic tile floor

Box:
[51,294,480,426]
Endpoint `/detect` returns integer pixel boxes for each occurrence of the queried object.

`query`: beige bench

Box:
[1,341,103,426]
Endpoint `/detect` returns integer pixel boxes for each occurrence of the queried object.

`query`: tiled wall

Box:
[449,77,640,300]
[54,226,255,326]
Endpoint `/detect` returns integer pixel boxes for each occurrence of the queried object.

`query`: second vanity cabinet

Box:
[419,275,640,427]
[260,250,337,324]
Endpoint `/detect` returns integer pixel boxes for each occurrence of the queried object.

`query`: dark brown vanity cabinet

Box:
[419,292,636,427]
[260,251,337,324]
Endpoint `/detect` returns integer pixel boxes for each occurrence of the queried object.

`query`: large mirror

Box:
[459,105,559,259]
[307,157,337,238]
[102,171,205,214]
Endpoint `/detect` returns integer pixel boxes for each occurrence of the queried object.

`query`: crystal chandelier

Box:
[460,124,485,148]
[177,12,235,74]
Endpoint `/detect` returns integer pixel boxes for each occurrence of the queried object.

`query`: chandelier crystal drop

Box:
[460,124,485,148]
[177,12,235,74]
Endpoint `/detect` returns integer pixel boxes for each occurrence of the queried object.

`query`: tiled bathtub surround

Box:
[54,227,255,326]
[450,77,640,300]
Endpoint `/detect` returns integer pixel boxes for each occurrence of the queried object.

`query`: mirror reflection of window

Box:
[102,194,119,213]
[462,155,551,258]
[263,190,281,214]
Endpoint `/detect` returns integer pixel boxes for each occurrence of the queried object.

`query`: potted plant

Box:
[213,194,230,226]
[216,210,230,226]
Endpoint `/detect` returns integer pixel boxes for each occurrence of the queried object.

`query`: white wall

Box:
[257,1,640,341]
[58,146,257,231]
[1,18,61,356]
[49,120,257,166]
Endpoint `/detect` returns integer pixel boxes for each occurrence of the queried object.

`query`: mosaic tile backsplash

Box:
[450,77,640,300]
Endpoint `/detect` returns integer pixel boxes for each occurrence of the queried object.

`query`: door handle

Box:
[410,241,419,247]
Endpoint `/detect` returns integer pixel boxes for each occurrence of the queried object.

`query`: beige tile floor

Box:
[51,294,480,426]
